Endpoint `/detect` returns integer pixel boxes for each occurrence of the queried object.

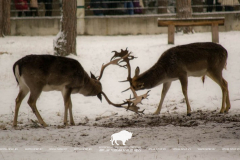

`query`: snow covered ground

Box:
[0,32,240,160]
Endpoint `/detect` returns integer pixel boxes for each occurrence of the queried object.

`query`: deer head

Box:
[131,67,145,90]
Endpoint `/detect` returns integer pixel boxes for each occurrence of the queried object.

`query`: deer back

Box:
[132,42,228,89]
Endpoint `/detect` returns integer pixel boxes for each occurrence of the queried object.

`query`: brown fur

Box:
[13,55,102,127]
[131,42,230,115]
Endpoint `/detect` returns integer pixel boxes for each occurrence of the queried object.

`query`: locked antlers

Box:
[100,48,150,114]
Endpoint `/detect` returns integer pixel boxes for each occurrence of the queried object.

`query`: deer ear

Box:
[90,72,97,80]
[135,67,140,77]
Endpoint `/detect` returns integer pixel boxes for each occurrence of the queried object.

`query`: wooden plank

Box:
[168,25,174,44]
[158,17,225,21]
[212,23,219,43]
[158,20,224,26]
[158,17,225,27]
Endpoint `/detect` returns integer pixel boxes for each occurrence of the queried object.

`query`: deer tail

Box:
[13,63,20,85]
[202,76,205,84]
[224,61,227,70]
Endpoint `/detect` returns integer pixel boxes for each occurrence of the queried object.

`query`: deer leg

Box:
[115,140,119,145]
[68,99,75,125]
[218,81,227,114]
[154,82,172,115]
[13,86,29,127]
[179,76,192,116]
[207,72,228,114]
[27,91,47,127]
[222,78,231,113]
[62,88,75,126]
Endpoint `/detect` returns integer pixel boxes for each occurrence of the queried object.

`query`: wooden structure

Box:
[158,17,225,44]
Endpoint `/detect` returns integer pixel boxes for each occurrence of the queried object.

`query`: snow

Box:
[0,32,240,160]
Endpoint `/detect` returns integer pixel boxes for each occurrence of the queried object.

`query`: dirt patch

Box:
[91,110,240,128]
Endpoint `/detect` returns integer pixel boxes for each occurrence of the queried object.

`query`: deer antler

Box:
[111,48,137,82]
[97,52,131,80]
[112,49,150,113]
[101,91,145,114]
[127,87,150,106]
[99,48,150,115]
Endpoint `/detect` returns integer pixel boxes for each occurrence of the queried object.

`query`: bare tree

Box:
[0,0,11,37]
[54,0,77,56]
[0,0,2,36]
[176,0,192,33]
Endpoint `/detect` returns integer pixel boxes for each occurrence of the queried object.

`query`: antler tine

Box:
[110,51,119,61]
[121,87,131,93]
[97,57,125,80]
[130,86,138,98]
[111,49,130,61]
[110,49,135,83]
[124,102,145,115]
[121,86,150,114]
[101,91,144,114]
[128,55,137,60]
[98,50,133,80]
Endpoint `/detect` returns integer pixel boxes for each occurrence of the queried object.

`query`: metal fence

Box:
[85,0,240,16]
[11,0,62,17]
[10,0,240,17]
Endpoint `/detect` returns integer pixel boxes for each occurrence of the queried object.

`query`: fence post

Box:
[212,23,219,43]
[77,0,85,35]
[168,24,174,44]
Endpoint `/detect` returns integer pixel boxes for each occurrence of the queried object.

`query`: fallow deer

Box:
[115,43,231,116]
[13,54,145,127]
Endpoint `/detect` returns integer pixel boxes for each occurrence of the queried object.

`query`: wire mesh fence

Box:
[10,0,240,17]
[11,0,62,17]
[85,0,240,16]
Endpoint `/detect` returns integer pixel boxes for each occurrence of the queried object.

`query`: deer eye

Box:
[139,83,144,88]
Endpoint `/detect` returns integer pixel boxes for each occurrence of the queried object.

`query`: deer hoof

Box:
[187,113,191,116]
[153,112,160,115]
[42,123,48,127]
[219,110,224,114]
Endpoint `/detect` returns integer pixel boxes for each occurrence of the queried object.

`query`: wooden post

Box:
[168,25,175,44]
[212,23,219,43]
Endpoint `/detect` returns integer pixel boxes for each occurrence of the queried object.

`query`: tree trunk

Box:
[158,0,168,14]
[192,0,203,13]
[54,0,77,56]
[0,0,11,37]
[176,0,192,33]
[0,1,2,37]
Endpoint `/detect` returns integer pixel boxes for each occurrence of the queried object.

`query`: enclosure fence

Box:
[11,0,240,17]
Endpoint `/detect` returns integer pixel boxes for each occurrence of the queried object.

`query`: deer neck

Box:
[79,76,102,96]
[137,64,167,89]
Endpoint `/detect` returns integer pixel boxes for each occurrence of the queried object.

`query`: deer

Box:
[13,53,146,127]
[114,43,231,116]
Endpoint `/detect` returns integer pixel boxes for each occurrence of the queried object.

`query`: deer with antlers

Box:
[117,43,230,116]
[13,52,146,127]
